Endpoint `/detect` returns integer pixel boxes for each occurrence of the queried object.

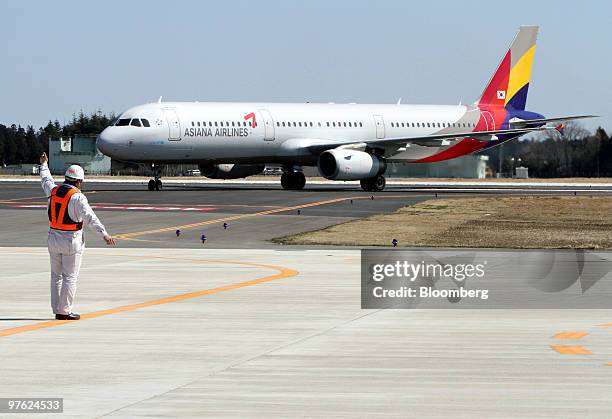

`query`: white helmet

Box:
[65,165,85,181]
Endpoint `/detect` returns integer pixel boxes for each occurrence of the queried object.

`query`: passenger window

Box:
[131,119,142,127]
[215,122,218,127]
[359,122,363,127]
[141,119,150,127]
[327,122,330,127]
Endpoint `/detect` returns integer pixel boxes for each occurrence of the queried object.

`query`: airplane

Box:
[96,25,595,191]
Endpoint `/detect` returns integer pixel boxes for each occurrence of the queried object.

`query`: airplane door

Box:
[373,115,385,139]
[258,109,275,141]
[163,108,181,141]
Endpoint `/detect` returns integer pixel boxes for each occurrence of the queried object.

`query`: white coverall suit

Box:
[40,163,108,315]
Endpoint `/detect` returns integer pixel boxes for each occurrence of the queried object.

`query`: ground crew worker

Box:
[39,152,116,320]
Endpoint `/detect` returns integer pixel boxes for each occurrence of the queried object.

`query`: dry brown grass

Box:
[277,196,612,249]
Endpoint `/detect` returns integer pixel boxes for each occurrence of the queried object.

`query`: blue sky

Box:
[1,0,610,130]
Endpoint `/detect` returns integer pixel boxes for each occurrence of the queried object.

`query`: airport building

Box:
[48,135,111,175]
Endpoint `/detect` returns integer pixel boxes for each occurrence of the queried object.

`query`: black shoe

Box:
[55,313,80,320]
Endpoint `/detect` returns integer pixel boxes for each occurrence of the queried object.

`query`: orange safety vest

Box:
[48,185,83,231]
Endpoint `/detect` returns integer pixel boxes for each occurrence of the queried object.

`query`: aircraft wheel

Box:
[360,178,374,192]
[155,179,163,191]
[293,172,306,190]
[148,179,155,191]
[281,172,306,190]
[281,172,293,190]
[373,175,386,191]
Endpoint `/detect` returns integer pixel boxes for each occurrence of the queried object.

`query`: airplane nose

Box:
[96,128,113,155]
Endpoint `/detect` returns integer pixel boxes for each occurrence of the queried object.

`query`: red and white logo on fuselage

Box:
[244,112,257,128]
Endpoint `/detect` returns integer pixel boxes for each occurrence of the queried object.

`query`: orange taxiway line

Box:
[0,254,298,338]
[553,332,590,340]
[550,345,592,355]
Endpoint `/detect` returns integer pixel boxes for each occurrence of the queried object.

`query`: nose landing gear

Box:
[147,164,163,191]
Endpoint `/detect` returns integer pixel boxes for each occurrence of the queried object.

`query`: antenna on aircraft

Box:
[157,96,163,104]
[396,98,402,105]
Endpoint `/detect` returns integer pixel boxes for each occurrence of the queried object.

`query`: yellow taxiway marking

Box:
[550,345,592,355]
[113,195,387,239]
[553,332,590,340]
[0,254,298,338]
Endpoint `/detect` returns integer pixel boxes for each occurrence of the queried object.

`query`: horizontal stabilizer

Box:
[510,115,598,127]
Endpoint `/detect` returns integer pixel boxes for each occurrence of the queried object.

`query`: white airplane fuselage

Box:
[96,101,489,165]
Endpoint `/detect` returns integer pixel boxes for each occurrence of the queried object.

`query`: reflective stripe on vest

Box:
[48,185,83,231]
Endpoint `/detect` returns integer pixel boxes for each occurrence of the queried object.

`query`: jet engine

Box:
[198,163,265,179]
[317,149,386,181]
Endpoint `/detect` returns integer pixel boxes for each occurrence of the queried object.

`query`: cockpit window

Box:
[130,119,142,127]
[116,118,131,126]
[141,119,150,127]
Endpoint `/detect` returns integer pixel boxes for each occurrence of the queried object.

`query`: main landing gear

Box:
[281,170,306,190]
[147,164,163,191]
[360,174,386,192]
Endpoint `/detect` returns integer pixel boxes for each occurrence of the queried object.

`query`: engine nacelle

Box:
[198,163,264,179]
[317,149,386,180]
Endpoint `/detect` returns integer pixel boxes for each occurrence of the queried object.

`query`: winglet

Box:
[555,123,566,135]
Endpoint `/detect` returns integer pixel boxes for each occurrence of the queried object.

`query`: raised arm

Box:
[39,152,56,197]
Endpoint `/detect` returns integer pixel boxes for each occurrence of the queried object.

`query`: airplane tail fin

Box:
[476,25,539,111]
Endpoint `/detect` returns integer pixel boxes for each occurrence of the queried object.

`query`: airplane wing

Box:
[304,126,549,154]
[509,115,598,127]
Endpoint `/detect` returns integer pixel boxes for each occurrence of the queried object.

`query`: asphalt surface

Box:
[1,179,611,249]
